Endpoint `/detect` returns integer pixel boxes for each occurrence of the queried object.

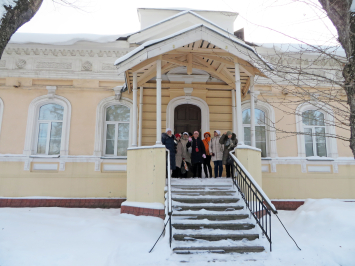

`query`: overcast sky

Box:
[16,0,338,46]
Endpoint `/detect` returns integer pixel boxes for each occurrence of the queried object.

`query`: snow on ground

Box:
[0,197,354,265]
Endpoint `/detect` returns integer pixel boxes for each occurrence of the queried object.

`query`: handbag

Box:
[181,160,188,174]
[226,155,234,165]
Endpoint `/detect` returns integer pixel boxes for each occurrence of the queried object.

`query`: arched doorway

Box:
[174,104,201,134]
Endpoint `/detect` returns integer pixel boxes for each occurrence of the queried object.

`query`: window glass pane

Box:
[255,109,265,124]
[304,128,314,156]
[302,110,325,126]
[48,122,62,155]
[242,109,251,124]
[117,123,129,156]
[37,123,48,154]
[244,126,251,145]
[105,124,116,155]
[106,105,130,122]
[256,126,266,141]
[256,142,267,157]
[315,127,327,156]
[39,104,64,121]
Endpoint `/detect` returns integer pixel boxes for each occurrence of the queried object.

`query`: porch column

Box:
[138,86,143,146]
[250,76,256,147]
[156,59,162,145]
[235,63,244,145]
[132,72,138,147]
[232,90,237,134]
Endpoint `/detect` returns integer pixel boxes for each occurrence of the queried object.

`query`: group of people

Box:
[161,129,238,178]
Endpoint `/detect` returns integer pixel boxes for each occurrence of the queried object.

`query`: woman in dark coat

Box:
[219,131,238,178]
[162,128,176,173]
[186,131,206,178]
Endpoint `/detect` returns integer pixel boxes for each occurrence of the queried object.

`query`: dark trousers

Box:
[203,155,212,178]
[192,163,202,178]
[226,164,234,178]
[214,160,223,178]
[172,167,180,178]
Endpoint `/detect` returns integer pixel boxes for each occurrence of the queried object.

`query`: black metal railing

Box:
[230,150,278,251]
[149,149,172,252]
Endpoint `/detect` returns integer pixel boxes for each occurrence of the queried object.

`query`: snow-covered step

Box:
[173,246,265,254]
[172,191,236,196]
[173,205,244,211]
[172,197,240,204]
[172,222,255,230]
[173,233,260,241]
[172,213,249,221]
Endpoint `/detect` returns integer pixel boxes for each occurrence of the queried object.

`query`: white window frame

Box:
[296,102,338,158]
[24,95,71,156]
[34,104,64,155]
[242,108,268,157]
[241,100,278,158]
[104,105,130,157]
[303,110,327,157]
[94,96,133,158]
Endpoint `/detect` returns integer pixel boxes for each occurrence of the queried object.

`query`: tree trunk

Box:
[0,0,43,59]
[318,0,355,158]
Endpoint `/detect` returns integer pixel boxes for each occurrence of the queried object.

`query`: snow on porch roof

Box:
[114,24,273,73]
[120,10,238,41]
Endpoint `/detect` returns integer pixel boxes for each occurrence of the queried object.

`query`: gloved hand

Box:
[188,137,192,142]
[202,154,206,159]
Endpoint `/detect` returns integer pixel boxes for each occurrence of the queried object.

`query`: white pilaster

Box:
[250,76,256,147]
[235,63,244,145]
[156,59,162,145]
[232,90,237,134]
[138,86,143,146]
[132,72,138,147]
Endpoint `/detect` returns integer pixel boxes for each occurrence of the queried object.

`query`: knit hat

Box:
[183,132,189,136]
[166,128,172,133]
[214,130,221,135]
[175,133,181,138]
[193,131,199,135]
[227,131,232,136]
[203,132,211,138]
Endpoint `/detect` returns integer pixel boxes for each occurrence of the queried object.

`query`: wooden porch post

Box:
[250,76,256,147]
[156,59,162,145]
[232,90,237,134]
[138,86,143,147]
[235,62,244,145]
[132,72,138,147]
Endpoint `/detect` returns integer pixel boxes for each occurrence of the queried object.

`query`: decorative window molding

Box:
[295,102,338,158]
[166,96,210,134]
[23,94,71,156]
[0,97,3,141]
[241,100,278,158]
[94,96,133,157]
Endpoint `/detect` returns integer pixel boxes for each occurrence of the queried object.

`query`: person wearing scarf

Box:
[202,132,213,178]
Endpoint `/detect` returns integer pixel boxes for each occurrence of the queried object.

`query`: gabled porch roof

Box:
[114,24,272,94]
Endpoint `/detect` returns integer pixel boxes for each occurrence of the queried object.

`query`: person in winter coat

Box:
[209,130,224,178]
[219,131,238,178]
[174,133,184,178]
[162,128,176,174]
[180,132,191,178]
[202,132,213,178]
[186,131,206,178]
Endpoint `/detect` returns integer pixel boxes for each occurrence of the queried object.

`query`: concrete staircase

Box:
[171,182,265,254]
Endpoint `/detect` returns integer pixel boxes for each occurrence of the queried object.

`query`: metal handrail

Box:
[149,149,173,253]
[166,149,173,248]
[229,150,277,251]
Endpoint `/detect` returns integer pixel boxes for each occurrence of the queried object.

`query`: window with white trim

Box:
[104,105,130,156]
[36,104,64,155]
[243,108,267,157]
[302,110,327,157]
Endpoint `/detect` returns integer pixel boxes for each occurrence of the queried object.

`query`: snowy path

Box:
[0,199,354,265]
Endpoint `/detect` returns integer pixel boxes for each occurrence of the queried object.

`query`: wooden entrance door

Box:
[174,104,201,134]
